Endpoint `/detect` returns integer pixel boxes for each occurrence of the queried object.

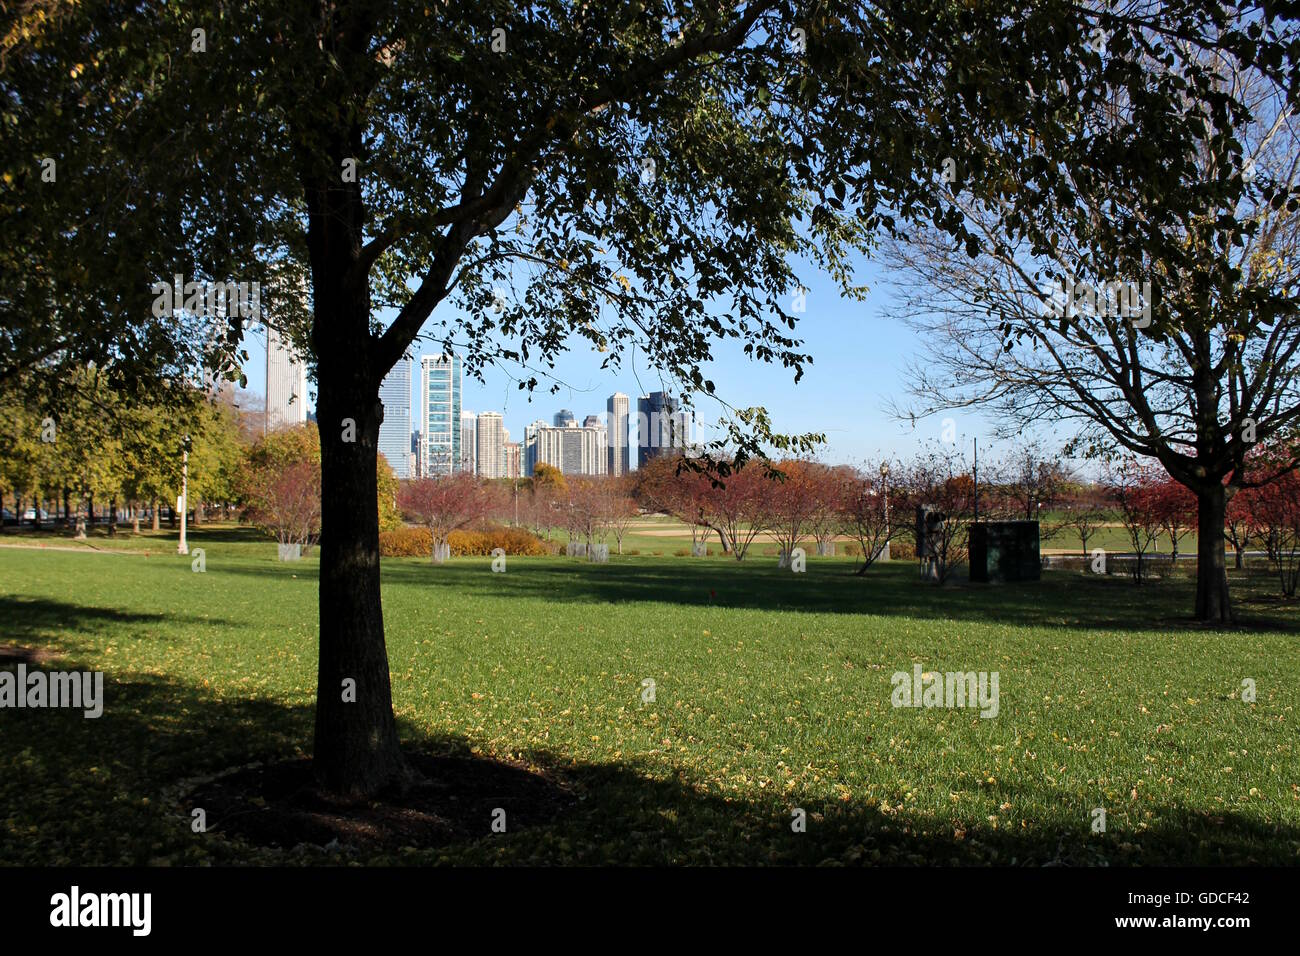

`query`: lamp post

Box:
[177,434,191,555]
[879,461,891,562]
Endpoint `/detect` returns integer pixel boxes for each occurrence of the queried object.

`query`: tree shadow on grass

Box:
[368,558,1300,634]
[3,638,1294,866]
[0,595,241,658]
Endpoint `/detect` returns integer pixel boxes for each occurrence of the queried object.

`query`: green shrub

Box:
[842,541,861,557]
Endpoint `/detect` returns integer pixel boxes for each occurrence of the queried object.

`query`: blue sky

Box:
[240,252,1022,467]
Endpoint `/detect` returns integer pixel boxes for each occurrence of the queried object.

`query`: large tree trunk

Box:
[311,345,407,799]
[1194,484,1232,623]
[306,132,409,797]
[151,498,160,532]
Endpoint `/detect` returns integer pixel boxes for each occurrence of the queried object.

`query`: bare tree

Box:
[599,477,639,555]
[905,446,976,584]
[1060,483,1110,559]
[841,461,908,575]
[886,51,1300,621]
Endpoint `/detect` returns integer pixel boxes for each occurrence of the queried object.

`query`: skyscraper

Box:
[554,409,577,428]
[378,356,413,479]
[637,392,689,468]
[265,324,308,434]
[504,441,521,479]
[607,392,629,476]
[476,411,505,479]
[460,410,477,475]
[419,354,462,477]
[525,421,606,476]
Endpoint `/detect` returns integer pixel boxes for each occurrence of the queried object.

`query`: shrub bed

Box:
[379,525,554,558]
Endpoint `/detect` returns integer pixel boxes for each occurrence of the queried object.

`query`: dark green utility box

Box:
[969,521,1041,583]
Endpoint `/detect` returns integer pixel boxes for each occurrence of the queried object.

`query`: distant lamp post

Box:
[177,434,192,556]
[879,461,891,562]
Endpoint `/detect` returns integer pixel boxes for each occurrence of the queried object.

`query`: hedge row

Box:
[379,525,555,557]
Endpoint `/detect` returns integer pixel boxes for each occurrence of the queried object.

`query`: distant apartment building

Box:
[525,421,607,477]
[419,354,462,478]
[460,410,477,475]
[476,411,505,479]
[554,409,577,428]
[377,356,413,478]
[504,441,522,479]
[265,324,308,434]
[637,392,690,468]
[607,392,630,476]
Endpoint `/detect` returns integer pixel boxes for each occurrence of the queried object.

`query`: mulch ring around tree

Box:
[186,752,577,853]
[0,644,61,665]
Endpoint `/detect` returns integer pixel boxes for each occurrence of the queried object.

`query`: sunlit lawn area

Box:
[1,524,1295,865]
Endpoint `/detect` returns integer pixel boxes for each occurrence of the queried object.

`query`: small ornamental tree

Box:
[1060,484,1110,559]
[1151,478,1198,565]
[1243,452,1300,595]
[398,474,491,563]
[808,464,852,557]
[767,460,821,563]
[842,462,908,575]
[243,459,324,554]
[1104,459,1165,584]
[906,449,975,585]
[705,465,773,562]
[600,477,639,555]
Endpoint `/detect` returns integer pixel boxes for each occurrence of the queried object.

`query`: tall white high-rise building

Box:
[265,325,308,433]
[607,392,630,476]
[419,354,462,478]
[378,356,413,479]
[476,412,505,479]
[460,410,478,475]
[525,422,607,476]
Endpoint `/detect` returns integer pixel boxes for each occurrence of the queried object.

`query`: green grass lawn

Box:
[1,525,1296,865]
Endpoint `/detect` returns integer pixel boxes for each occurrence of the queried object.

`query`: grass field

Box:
[1,524,1296,865]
